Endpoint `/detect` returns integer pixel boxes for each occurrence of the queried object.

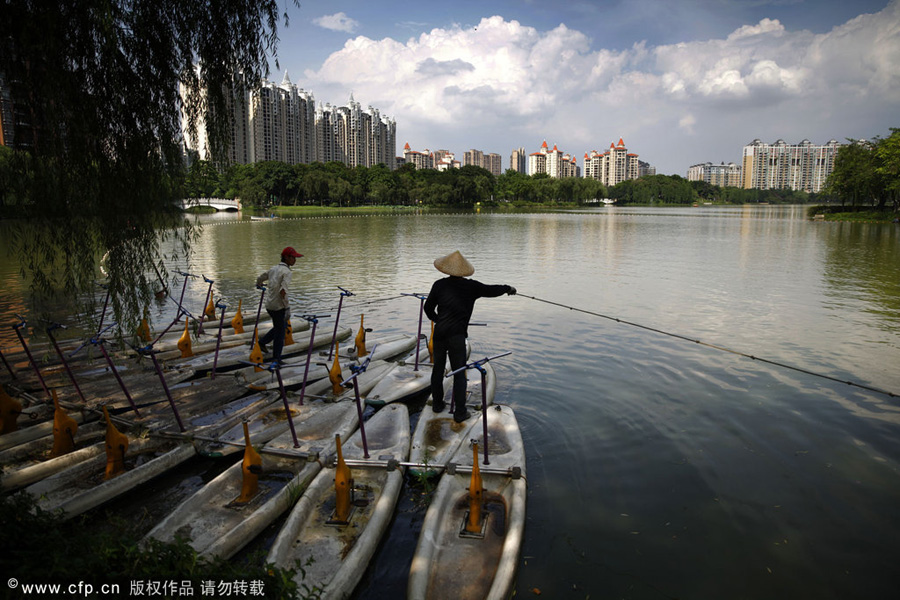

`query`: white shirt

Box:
[257,262,293,312]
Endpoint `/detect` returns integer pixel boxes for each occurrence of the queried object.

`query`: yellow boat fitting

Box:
[284,319,295,346]
[329,344,344,396]
[235,421,262,504]
[333,433,353,524]
[465,442,484,534]
[136,314,151,343]
[231,299,244,334]
[177,317,193,358]
[205,295,217,319]
[0,384,22,435]
[249,326,264,371]
[355,314,368,357]
[103,405,129,480]
[51,389,78,457]
[427,321,435,363]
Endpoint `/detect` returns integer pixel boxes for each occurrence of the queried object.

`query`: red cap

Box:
[281,246,303,258]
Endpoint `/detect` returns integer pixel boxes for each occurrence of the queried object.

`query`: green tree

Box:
[874,128,900,211]
[303,170,330,206]
[184,159,221,199]
[1,0,295,331]
[827,140,879,208]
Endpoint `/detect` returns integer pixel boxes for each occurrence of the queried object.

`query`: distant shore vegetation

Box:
[173,127,900,215]
[171,156,828,211]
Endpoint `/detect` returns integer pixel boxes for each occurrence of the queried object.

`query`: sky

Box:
[268,0,900,175]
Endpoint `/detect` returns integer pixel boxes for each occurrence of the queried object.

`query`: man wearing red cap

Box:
[256,246,303,362]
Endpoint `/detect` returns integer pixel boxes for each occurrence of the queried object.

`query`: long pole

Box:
[96,285,110,337]
[151,271,194,346]
[343,352,377,460]
[519,293,900,400]
[402,293,428,371]
[251,285,267,350]
[210,300,227,379]
[476,364,490,465]
[13,319,49,397]
[328,287,353,360]
[446,351,513,465]
[197,275,214,335]
[274,363,299,448]
[0,348,13,379]
[297,315,329,406]
[152,262,168,298]
[45,324,87,404]
[92,335,140,417]
[144,348,185,432]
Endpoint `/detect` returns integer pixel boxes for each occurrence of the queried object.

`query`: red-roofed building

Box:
[402,144,435,170]
[528,140,579,178]
[584,138,640,187]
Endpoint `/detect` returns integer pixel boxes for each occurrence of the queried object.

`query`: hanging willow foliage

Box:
[0,0,295,334]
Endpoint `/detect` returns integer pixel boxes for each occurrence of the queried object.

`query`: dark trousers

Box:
[259,308,286,360]
[431,333,468,419]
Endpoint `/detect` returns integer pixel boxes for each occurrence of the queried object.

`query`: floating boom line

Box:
[519,293,898,400]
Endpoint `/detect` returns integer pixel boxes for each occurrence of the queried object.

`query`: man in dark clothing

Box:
[424,251,516,422]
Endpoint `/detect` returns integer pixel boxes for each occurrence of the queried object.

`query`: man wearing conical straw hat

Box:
[424,251,516,423]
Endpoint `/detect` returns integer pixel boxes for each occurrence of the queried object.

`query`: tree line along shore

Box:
[177,158,818,209]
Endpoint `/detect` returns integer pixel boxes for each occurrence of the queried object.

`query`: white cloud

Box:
[298,2,900,174]
[313,12,360,33]
[727,17,786,41]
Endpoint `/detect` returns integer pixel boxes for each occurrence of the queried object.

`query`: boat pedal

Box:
[459,510,488,539]
[325,485,371,526]
[326,510,353,526]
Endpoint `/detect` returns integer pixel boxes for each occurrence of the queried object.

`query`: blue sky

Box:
[269,0,899,175]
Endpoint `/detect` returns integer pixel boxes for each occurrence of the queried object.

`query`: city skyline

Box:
[267,0,899,175]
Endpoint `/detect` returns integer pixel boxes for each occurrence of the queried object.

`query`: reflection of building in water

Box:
[741,138,842,193]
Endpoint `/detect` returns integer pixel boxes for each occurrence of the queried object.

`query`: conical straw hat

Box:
[433,251,475,277]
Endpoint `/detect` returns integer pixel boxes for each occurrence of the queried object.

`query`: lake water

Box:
[2,205,899,599]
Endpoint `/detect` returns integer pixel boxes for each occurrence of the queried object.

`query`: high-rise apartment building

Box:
[464,149,502,176]
[687,162,742,187]
[528,141,579,178]
[183,72,396,170]
[583,138,639,187]
[638,160,656,178]
[509,147,527,174]
[741,138,841,193]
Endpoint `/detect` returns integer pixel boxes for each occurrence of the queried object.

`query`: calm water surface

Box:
[2,206,899,599]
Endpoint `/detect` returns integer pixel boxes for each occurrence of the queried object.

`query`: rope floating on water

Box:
[330,294,406,311]
[518,294,898,400]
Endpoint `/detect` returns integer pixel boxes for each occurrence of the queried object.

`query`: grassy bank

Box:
[272,204,420,216]
[807,205,898,223]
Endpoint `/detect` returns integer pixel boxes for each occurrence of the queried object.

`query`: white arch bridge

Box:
[182,197,242,211]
